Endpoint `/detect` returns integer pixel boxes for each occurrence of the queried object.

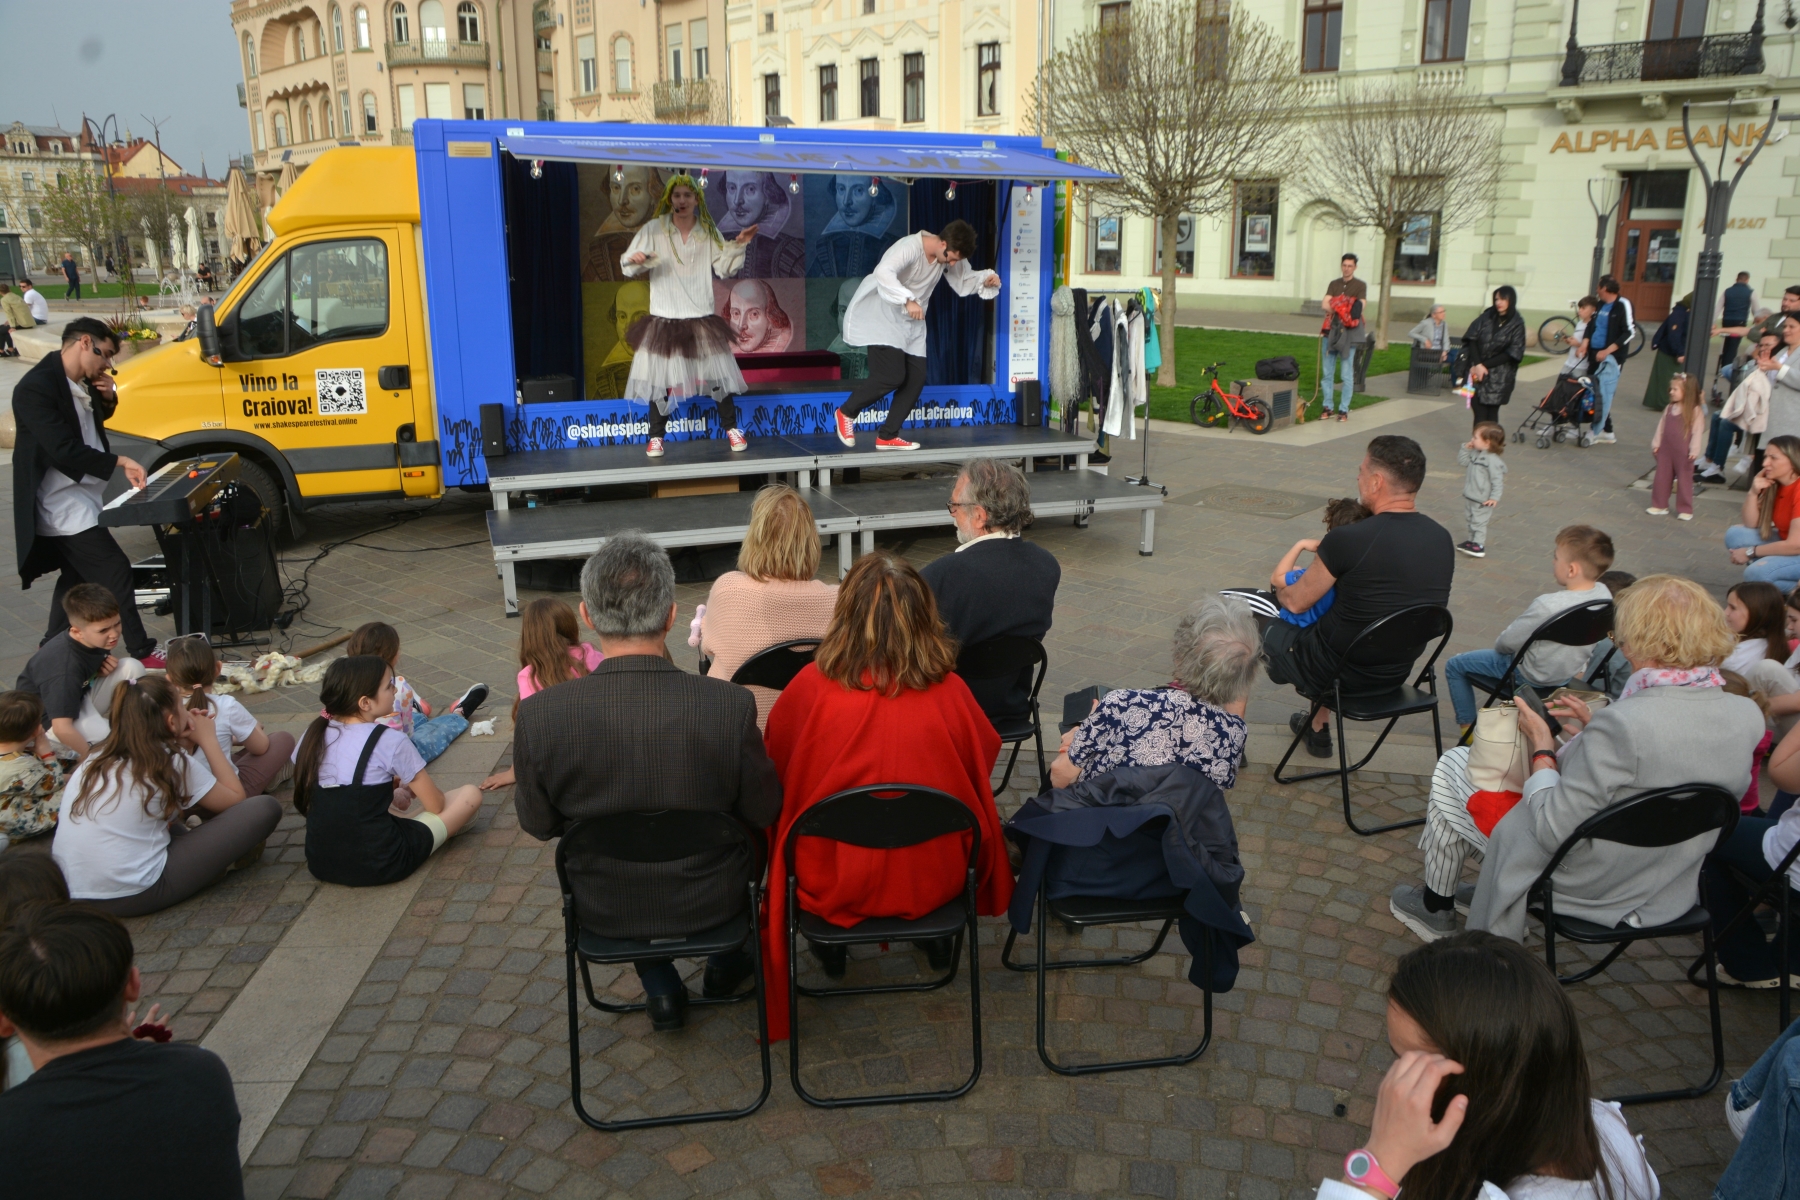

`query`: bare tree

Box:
[1032,1,1301,387]
[36,172,128,280]
[1304,80,1504,349]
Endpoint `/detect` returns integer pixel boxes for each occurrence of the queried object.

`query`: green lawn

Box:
[31,281,201,299]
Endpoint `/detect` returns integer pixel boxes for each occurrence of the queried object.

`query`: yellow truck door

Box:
[224,229,415,502]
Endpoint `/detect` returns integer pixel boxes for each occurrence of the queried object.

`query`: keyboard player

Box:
[10,318,165,668]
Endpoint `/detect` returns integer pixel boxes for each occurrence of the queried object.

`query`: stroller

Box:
[1515,374,1595,449]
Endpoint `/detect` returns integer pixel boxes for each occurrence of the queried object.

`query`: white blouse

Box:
[619,216,748,321]
[841,231,1001,357]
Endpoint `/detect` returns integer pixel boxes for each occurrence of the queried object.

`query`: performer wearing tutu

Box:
[833,219,1000,451]
[620,174,759,458]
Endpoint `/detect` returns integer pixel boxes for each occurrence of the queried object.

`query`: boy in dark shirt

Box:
[15,582,143,758]
[0,903,243,1199]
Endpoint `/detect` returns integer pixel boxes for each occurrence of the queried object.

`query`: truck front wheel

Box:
[232,457,294,544]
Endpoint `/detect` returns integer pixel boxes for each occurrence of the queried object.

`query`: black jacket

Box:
[1460,307,1526,407]
[921,536,1060,720]
[11,350,117,586]
[512,655,783,939]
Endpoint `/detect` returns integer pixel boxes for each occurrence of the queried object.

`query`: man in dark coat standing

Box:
[59,253,81,301]
[921,460,1061,721]
[512,533,782,1032]
[11,317,159,662]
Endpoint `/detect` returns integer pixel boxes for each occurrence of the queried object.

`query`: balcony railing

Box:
[536,48,553,74]
[385,39,489,68]
[1561,31,1763,87]
[653,79,712,119]
[391,129,414,146]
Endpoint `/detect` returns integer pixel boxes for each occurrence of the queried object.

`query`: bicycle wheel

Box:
[1243,399,1273,435]
[1191,393,1228,428]
[1625,323,1646,359]
[1538,315,1576,354]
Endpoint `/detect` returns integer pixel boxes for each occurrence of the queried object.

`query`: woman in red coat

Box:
[762,551,1014,1041]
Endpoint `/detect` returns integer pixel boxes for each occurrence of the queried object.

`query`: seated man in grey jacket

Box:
[1442,525,1614,734]
[1408,305,1450,360]
[1391,574,1765,943]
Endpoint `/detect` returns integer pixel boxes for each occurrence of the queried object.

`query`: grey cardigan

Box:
[1468,685,1764,941]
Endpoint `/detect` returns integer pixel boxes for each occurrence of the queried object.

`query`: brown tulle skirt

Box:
[622,314,746,410]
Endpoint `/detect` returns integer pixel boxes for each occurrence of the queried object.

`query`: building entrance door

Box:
[1612,170,1689,321]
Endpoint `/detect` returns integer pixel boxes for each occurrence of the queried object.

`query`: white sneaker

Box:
[1726,1087,1759,1141]
[645,437,665,458]
[1646,507,1669,516]
[1677,512,1693,521]
[1597,431,1617,443]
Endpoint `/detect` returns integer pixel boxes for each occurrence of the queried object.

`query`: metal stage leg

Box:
[818,468,832,492]
[1077,453,1089,470]
[860,528,875,556]
[1025,456,1035,473]
[797,469,812,490]
[1139,509,1156,556]
[500,561,520,616]
[493,490,510,512]
[838,533,852,579]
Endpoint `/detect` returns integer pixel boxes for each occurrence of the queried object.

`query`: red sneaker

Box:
[139,647,166,670]
[833,408,856,447]
[875,436,921,451]
[645,437,665,458]
[726,428,748,452]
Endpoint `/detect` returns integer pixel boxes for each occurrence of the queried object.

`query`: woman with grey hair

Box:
[1048,596,1259,791]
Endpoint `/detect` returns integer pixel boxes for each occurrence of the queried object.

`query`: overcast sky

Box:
[0,0,248,177]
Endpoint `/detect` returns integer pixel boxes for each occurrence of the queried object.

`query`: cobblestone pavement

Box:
[0,344,1782,1199]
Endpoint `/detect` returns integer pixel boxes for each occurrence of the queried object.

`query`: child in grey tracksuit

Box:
[1457,422,1506,557]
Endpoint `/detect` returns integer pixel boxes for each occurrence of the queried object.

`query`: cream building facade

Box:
[1059,0,1800,327]
[0,123,104,276]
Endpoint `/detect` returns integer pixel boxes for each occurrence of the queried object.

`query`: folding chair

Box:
[784,785,984,1108]
[1000,820,1213,1076]
[1527,784,1739,1104]
[731,638,820,691]
[955,635,1049,793]
[556,811,771,1132]
[1457,598,1615,746]
[1688,836,1800,1032]
[1273,604,1454,836]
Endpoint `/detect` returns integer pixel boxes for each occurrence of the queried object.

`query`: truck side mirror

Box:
[197,303,222,366]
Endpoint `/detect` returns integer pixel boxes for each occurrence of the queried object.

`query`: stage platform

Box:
[483,425,1159,615]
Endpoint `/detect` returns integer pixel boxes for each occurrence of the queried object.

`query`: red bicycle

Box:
[1189,362,1272,434]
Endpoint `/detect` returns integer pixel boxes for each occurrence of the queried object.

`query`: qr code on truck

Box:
[316,368,368,415]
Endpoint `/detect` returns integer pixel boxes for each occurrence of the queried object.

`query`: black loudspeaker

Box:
[521,374,576,404]
[480,403,507,457]
[1016,380,1043,426]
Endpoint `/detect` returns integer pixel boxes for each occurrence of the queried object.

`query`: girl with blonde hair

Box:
[1647,373,1706,519]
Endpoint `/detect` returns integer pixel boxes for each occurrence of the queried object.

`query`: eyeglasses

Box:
[946,501,975,514]
[166,632,210,647]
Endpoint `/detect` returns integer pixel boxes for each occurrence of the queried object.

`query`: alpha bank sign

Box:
[1548,121,1770,154]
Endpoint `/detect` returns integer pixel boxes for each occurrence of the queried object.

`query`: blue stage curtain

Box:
[503,156,584,397]
[909,179,997,387]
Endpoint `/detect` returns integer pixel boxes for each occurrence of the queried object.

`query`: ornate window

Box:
[903,53,924,123]
[392,3,410,44]
[362,92,379,133]
[1303,0,1341,72]
[1421,0,1469,63]
[331,5,345,50]
[859,57,879,118]
[272,111,290,147]
[819,64,837,121]
[457,1,480,41]
[354,6,371,48]
[976,43,1000,117]
[244,31,258,76]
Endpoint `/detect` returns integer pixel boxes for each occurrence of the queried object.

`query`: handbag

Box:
[1256,355,1299,381]
[1467,702,1530,793]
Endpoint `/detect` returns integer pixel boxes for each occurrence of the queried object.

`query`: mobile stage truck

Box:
[104,121,1163,613]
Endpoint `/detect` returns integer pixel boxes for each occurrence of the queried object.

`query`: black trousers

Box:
[839,345,927,439]
[647,394,738,441]
[1471,401,1501,428]
[37,526,154,657]
[64,280,81,300]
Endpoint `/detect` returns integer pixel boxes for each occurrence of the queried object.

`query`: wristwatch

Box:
[1344,1149,1401,1199]
[1751,547,1760,561]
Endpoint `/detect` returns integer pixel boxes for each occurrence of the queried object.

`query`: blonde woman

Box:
[699,484,838,729]
[1391,575,1765,944]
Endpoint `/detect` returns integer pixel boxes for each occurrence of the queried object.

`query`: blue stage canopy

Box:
[498,130,1118,182]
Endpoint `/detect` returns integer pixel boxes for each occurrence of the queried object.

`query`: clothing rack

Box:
[1081,290,1165,513]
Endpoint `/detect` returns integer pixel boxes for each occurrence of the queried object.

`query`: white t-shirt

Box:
[294,720,427,789]
[1562,318,1591,374]
[21,287,48,322]
[52,753,218,900]
[200,694,259,758]
[34,378,108,538]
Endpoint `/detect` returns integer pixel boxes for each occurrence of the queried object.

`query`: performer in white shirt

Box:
[833,220,1001,451]
[620,174,759,458]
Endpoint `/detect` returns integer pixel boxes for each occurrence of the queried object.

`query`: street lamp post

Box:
[1585,176,1622,297]
[80,112,135,305]
[1681,98,1779,384]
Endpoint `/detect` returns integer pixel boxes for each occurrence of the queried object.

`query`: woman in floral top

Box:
[1050,596,1258,792]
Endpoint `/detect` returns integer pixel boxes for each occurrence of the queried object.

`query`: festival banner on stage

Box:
[1007,183,1043,384]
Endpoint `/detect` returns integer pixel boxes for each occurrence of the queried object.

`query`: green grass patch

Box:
[33,281,193,300]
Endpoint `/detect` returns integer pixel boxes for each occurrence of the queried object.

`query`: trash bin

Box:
[1408,346,1447,396]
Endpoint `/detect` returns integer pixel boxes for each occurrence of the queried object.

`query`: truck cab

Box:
[107,149,441,534]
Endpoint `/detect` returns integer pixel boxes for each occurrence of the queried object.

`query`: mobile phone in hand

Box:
[1514,686,1552,729]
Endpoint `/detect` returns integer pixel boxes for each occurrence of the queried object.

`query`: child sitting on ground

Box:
[1444,524,1614,735]
[0,692,63,844]
[345,622,488,765]
[15,584,145,759]
[1456,422,1507,558]
[163,636,296,797]
[481,598,603,792]
[0,854,69,1090]
[293,655,483,887]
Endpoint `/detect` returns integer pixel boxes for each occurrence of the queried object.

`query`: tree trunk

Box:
[1156,210,1179,388]
[1372,231,1400,351]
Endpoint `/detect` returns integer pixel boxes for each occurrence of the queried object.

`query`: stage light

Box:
[529,159,543,180]
[789,174,800,194]
[869,176,881,196]
[613,165,624,184]
[945,181,957,201]
[698,167,709,189]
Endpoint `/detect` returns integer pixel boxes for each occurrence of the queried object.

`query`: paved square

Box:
[0,349,1780,1199]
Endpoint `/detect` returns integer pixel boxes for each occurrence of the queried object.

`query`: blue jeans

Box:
[1320,337,1355,414]
[1703,817,1797,982]
[1709,411,1742,466]
[1443,648,1566,727]
[1726,525,1800,588]
[1717,1018,1800,1199]
[1592,357,1621,432]
[409,713,468,764]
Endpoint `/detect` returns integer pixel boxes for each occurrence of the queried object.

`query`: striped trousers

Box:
[1421,747,1490,896]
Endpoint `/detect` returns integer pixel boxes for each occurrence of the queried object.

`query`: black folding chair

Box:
[1000,822,1213,1075]
[784,785,984,1108]
[556,811,772,1132]
[955,636,1050,793]
[1273,604,1454,836]
[1527,784,1739,1105]
[1457,599,1615,747]
[731,638,820,691]
[1687,836,1800,1032]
